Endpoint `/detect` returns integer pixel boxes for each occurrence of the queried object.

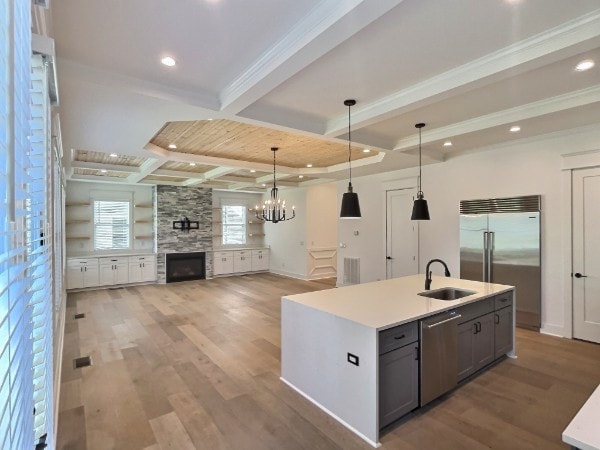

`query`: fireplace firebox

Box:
[166,252,206,283]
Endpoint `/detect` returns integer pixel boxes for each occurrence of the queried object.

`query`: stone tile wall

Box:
[156,185,213,282]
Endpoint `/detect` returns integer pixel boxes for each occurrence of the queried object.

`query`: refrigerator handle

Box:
[488,231,495,282]
[483,231,488,282]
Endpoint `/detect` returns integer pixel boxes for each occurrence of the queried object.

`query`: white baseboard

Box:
[279,377,381,448]
[540,324,566,338]
[269,268,309,281]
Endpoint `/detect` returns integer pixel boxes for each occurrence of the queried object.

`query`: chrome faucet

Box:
[425,259,451,290]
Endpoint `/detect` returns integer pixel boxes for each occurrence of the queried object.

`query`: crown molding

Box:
[392,84,600,150]
[325,9,600,137]
[219,0,404,114]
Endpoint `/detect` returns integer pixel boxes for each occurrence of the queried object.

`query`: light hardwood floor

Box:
[57,273,600,450]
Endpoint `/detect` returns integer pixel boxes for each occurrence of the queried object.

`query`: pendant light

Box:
[411,123,430,220]
[255,147,295,223]
[340,99,362,219]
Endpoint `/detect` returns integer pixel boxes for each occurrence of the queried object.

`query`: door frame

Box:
[381,177,419,278]
[561,150,600,339]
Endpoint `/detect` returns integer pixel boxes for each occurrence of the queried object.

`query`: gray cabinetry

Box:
[457,312,494,382]
[378,322,418,429]
[494,306,513,358]
[457,291,514,381]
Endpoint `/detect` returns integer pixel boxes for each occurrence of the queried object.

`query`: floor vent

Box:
[73,356,92,369]
[343,257,360,285]
[74,313,85,319]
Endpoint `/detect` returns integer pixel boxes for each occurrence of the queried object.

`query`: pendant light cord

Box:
[273,149,276,189]
[348,103,352,183]
[418,126,422,193]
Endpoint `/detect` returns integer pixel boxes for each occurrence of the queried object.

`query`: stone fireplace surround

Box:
[156,185,213,283]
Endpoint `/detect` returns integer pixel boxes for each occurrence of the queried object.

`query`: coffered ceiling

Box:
[51,0,600,190]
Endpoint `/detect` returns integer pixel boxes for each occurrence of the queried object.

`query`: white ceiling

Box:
[50,0,600,186]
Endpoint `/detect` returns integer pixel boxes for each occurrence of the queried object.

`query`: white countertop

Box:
[67,251,156,259]
[283,274,513,330]
[563,384,600,450]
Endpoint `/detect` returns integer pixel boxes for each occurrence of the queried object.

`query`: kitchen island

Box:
[281,274,515,447]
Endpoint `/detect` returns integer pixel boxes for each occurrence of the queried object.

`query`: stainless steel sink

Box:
[418,287,476,301]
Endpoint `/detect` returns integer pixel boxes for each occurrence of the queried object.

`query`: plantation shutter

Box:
[0,0,36,448]
[94,201,131,250]
[222,206,246,245]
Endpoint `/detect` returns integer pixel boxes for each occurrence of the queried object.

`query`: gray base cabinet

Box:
[494,306,513,358]
[378,322,419,429]
[457,315,494,382]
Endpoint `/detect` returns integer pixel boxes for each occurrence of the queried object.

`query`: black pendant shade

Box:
[340,183,361,218]
[340,99,361,219]
[411,192,430,220]
[412,123,430,221]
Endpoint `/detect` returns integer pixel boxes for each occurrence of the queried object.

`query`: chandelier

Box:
[255,147,295,223]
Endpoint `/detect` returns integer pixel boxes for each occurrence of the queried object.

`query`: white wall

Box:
[265,183,339,280]
[65,180,154,256]
[264,187,308,278]
[337,127,600,337]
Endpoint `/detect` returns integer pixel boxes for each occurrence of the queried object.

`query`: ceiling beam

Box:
[325,9,600,137]
[393,84,600,151]
[71,160,141,173]
[126,157,165,184]
[219,0,405,115]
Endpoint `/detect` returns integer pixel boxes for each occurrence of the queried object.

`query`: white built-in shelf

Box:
[65,202,90,207]
[134,235,154,240]
[212,221,222,224]
[248,233,265,237]
[134,220,152,224]
[248,221,264,224]
[66,220,90,224]
[212,207,222,210]
[134,204,153,208]
[213,234,223,238]
[66,236,90,240]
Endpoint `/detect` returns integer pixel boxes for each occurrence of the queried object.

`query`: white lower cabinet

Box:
[67,254,156,289]
[99,257,129,286]
[213,251,234,275]
[128,255,156,283]
[213,249,269,276]
[251,249,269,271]
[66,258,99,289]
[234,250,252,273]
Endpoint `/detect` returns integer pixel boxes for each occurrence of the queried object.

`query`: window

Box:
[222,205,246,245]
[94,201,131,250]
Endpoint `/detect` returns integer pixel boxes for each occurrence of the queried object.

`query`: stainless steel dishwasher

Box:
[420,310,461,406]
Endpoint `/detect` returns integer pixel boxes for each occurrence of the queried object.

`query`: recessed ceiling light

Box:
[443,141,453,147]
[306,163,312,168]
[109,153,118,157]
[261,183,266,187]
[168,144,177,149]
[299,175,304,179]
[161,56,176,67]
[207,118,213,121]
[189,162,196,166]
[510,125,521,133]
[363,148,371,153]
[250,169,256,173]
[100,169,107,173]
[575,59,595,72]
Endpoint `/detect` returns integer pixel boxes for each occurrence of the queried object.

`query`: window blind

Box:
[222,206,246,245]
[0,0,36,448]
[94,201,131,250]
[29,54,54,443]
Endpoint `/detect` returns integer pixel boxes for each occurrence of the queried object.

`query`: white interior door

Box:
[573,167,600,343]
[386,189,418,279]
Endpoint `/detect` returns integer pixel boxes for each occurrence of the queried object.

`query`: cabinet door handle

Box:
[477,322,482,333]
[473,323,478,334]
[494,314,500,324]
[80,267,83,272]
[414,346,419,361]
[84,267,87,272]
[393,334,406,340]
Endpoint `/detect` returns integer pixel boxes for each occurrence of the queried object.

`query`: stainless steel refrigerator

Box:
[460,195,541,330]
